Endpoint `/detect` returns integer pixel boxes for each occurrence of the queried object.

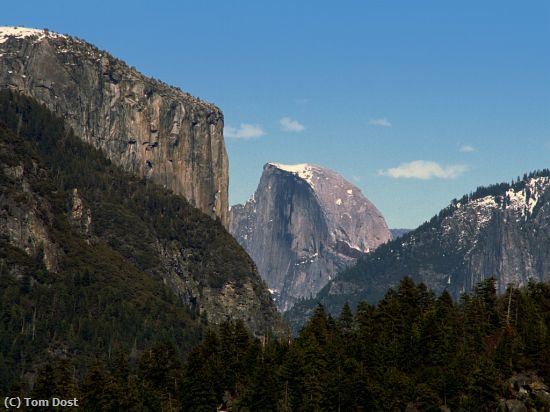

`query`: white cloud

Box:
[460,144,477,153]
[368,118,392,127]
[279,117,305,132]
[378,160,468,180]
[224,123,265,139]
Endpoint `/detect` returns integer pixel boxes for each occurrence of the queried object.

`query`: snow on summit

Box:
[268,162,316,187]
[0,26,66,44]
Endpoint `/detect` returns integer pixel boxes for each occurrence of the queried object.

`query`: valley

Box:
[1,12,549,410]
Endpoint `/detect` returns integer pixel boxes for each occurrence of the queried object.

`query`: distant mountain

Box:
[390,228,411,239]
[286,171,550,329]
[0,91,283,390]
[230,162,391,311]
[0,26,229,226]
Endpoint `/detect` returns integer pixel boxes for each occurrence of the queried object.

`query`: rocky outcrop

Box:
[433,176,550,296]
[156,239,285,336]
[499,373,550,411]
[0,26,228,226]
[0,160,59,272]
[230,162,391,311]
[70,188,92,237]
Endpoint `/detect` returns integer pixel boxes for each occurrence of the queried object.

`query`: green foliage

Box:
[177,278,550,411]
[0,90,266,393]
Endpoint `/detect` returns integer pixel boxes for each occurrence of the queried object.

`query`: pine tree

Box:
[463,358,499,411]
[278,344,305,412]
[337,303,353,334]
[32,363,56,401]
[299,337,326,412]
[81,362,119,411]
[181,332,220,412]
[139,342,182,411]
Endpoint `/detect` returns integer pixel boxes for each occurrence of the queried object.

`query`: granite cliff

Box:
[0,26,228,225]
[230,162,391,311]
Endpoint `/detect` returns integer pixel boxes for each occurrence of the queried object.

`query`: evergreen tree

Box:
[337,303,353,334]
[463,358,500,411]
[138,342,182,411]
[81,362,120,411]
[181,332,220,411]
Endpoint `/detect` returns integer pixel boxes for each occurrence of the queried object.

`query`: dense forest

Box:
[12,277,550,411]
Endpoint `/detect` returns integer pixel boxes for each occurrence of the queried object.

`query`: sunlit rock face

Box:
[0,26,228,226]
[230,162,391,311]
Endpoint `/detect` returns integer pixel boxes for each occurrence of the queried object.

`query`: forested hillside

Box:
[0,90,281,393]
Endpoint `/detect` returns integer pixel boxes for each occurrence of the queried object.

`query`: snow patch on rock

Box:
[269,162,316,187]
[0,26,66,44]
[504,177,549,217]
[441,176,550,255]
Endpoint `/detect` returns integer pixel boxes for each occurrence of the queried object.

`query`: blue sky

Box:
[3,1,549,228]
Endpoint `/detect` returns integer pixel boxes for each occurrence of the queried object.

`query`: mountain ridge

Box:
[286,169,550,329]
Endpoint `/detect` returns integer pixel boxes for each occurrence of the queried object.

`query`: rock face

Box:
[230,162,391,311]
[0,161,60,273]
[0,26,228,226]
[432,176,550,296]
[286,171,550,328]
[384,174,550,298]
[499,373,550,411]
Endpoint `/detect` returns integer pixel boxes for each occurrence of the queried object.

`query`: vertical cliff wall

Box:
[0,27,228,225]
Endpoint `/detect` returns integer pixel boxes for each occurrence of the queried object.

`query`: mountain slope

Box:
[0,90,283,389]
[0,26,228,225]
[230,162,390,311]
[390,228,411,239]
[286,171,550,328]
